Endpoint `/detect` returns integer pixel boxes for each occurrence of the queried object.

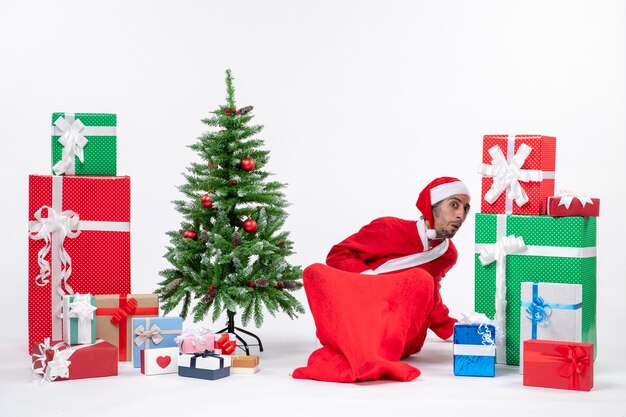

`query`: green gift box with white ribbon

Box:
[62,293,97,345]
[474,213,596,366]
[51,112,117,176]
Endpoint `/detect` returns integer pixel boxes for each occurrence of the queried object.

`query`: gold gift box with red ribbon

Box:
[95,294,159,361]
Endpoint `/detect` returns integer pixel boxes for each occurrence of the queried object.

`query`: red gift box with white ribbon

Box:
[478,134,556,215]
[28,175,131,354]
[544,191,600,217]
[214,333,237,354]
[523,339,593,391]
[31,339,118,382]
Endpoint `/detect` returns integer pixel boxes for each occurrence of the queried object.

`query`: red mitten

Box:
[292,263,434,382]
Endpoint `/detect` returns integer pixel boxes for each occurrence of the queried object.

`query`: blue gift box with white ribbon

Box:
[453,323,496,377]
[519,281,582,373]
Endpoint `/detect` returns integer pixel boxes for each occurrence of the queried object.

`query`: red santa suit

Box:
[326,215,458,354]
[292,177,470,383]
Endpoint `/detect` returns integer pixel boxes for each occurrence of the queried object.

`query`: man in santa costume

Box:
[293,177,471,383]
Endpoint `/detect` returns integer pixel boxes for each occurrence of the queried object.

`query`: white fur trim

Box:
[415,210,430,249]
[430,181,470,205]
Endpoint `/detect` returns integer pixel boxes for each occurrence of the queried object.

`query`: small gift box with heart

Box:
[178,351,230,381]
[523,339,593,391]
[31,338,118,382]
[453,322,496,377]
[51,112,117,176]
[140,347,179,375]
[131,317,183,368]
[544,190,600,217]
[63,293,97,345]
[175,327,215,354]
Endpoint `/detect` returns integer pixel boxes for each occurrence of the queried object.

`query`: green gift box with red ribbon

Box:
[474,213,596,366]
[51,112,117,176]
[95,294,159,361]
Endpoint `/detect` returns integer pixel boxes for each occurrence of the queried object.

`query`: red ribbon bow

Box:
[554,345,590,390]
[215,334,236,354]
[110,297,138,325]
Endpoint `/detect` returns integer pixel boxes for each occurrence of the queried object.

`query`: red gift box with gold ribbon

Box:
[28,175,131,354]
[95,294,159,361]
[523,339,593,391]
[478,135,556,215]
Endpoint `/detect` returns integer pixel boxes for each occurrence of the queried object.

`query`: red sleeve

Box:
[326,217,419,273]
[426,274,457,340]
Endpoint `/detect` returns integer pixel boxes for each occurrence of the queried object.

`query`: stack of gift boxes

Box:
[452,134,597,391]
[28,112,259,382]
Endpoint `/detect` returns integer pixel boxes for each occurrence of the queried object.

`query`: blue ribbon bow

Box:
[525,295,553,325]
[521,282,582,339]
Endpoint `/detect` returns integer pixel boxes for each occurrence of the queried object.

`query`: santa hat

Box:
[416,177,470,237]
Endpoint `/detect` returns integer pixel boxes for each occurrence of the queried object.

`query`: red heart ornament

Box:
[156,355,172,369]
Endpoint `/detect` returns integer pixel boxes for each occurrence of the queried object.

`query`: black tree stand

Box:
[215,310,264,355]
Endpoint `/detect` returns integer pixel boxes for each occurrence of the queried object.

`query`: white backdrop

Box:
[1,0,625,403]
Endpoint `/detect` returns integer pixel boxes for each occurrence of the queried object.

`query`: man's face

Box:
[432,194,471,239]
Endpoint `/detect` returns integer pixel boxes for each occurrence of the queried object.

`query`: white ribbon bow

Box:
[134,324,164,347]
[478,144,543,208]
[459,311,498,347]
[45,348,73,381]
[557,189,594,209]
[68,293,96,323]
[459,311,492,324]
[478,235,527,362]
[32,338,72,383]
[52,116,89,176]
[28,206,80,294]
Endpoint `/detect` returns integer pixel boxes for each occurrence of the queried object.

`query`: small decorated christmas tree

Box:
[157,69,304,330]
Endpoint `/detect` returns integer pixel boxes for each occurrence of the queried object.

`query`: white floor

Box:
[1,330,624,417]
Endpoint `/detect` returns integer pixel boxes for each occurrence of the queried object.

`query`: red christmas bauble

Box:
[248,281,255,287]
[201,194,213,208]
[240,157,255,172]
[225,108,231,116]
[242,218,257,233]
[183,228,197,240]
[209,284,214,290]
[233,108,238,114]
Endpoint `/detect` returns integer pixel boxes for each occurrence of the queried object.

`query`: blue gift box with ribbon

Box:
[131,316,183,368]
[178,350,230,380]
[453,323,496,377]
[519,281,582,372]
